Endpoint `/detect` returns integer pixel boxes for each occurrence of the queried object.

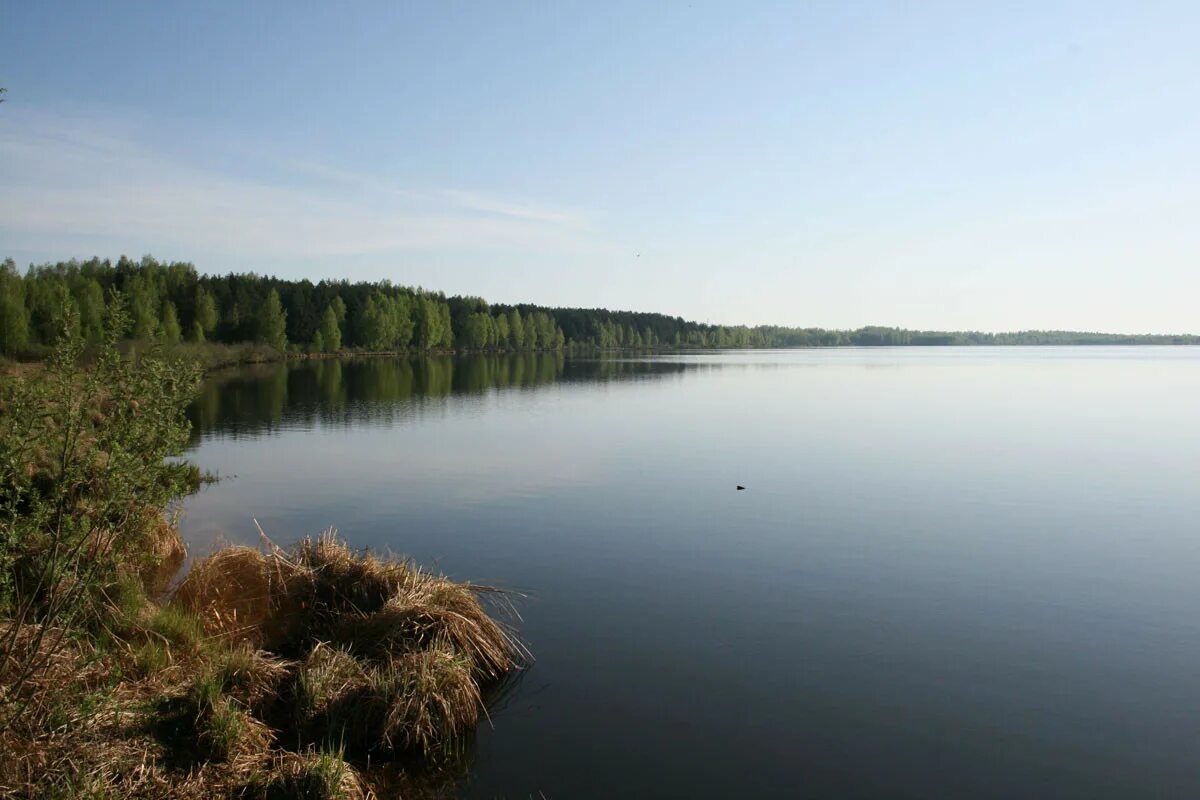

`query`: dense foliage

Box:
[0,301,199,604]
[1,255,1195,360]
[0,299,201,728]
[0,256,564,358]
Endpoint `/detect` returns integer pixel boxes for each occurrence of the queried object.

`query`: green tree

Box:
[317,304,342,352]
[75,279,106,343]
[437,303,453,348]
[27,275,78,345]
[416,296,450,350]
[507,309,525,349]
[0,260,29,355]
[494,313,510,348]
[356,292,394,350]
[464,312,493,349]
[329,295,348,348]
[13,252,1192,354]
[160,301,181,344]
[126,274,158,340]
[257,289,288,350]
[224,302,242,342]
[527,315,542,349]
[390,294,414,350]
[194,285,218,336]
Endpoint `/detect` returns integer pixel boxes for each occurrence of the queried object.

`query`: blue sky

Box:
[1,1,1197,331]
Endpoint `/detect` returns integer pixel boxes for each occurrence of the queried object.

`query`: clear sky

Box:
[1,1,1197,332]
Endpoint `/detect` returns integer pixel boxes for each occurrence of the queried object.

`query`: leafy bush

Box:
[0,296,200,729]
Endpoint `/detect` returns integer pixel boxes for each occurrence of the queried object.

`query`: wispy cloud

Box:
[0,107,600,260]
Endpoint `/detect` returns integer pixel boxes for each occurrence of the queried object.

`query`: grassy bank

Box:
[0,306,528,798]
[0,340,285,375]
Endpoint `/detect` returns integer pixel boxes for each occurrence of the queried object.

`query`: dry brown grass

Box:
[265,533,422,651]
[370,642,482,753]
[292,643,369,739]
[290,640,481,756]
[0,622,113,724]
[174,531,527,680]
[3,529,525,798]
[342,577,524,681]
[195,696,274,762]
[211,644,293,708]
[174,545,275,640]
[252,748,368,800]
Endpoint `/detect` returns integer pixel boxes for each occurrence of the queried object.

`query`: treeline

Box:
[0,256,564,357]
[1,255,1196,358]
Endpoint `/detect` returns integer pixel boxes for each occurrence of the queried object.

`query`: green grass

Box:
[188,670,224,713]
[208,645,288,708]
[201,700,248,761]
[147,605,204,650]
[184,670,266,761]
[133,640,170,676]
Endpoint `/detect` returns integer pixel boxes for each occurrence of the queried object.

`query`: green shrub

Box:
[0,296,201,729]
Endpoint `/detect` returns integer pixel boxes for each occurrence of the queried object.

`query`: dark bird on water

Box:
[736,485,745,491]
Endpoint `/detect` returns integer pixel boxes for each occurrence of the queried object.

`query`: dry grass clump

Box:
[186,670,273,762]
[176,531,527,682]
[0,694,174,799]
[290,641,480,756]
[343,578,521,681]
[294,535,409,616]
[0,622,72,686]
[249,747,367,800]
[292,644,368,739]
[169,530,527,760]
[367,642,482,753]
[3,530,524,798]
[174,545,275,639]
[264,534,425,651]
[211,644,293,709]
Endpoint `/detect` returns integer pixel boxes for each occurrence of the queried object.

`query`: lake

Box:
[182,347,1200,798]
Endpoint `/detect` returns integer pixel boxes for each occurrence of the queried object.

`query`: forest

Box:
[1,255,1195,359]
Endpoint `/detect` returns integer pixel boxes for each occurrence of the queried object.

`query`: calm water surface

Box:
[182,348,1200,799]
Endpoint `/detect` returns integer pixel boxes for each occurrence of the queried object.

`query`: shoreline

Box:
[0,328,527,799]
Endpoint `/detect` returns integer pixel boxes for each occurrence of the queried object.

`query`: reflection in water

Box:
[188,352,695,441]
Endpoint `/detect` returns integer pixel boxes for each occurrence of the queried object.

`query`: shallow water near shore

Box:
[182,347,1200,798]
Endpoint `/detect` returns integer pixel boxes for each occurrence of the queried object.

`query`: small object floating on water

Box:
[736,485,745,491]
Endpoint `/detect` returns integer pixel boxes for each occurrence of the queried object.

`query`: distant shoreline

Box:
[4,257,1196,365]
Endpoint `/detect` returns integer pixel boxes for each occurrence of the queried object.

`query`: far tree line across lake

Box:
[1,255,1196,359]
